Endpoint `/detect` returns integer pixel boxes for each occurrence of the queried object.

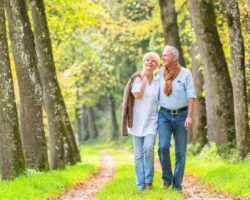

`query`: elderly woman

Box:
[127,52,160,190]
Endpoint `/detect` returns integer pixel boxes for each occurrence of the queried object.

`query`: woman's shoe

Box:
[146,183,153,189]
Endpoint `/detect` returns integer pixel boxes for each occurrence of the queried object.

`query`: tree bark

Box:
[190,43,207,147]
[188,0,235,145]
[4,0,49,170]
[0,2,26,180]
[87,106,98,139]
[247,0,250,14]
[30,0,80,167]
[159,0,186,66]
[61,101,81,161]
[110,94,119,140]
[75,104,80,144]
[80,105,90,141]
[225,0,250,157]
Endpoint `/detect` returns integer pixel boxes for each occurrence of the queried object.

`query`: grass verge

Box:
[0,145,101,200]
[186,144,250,198]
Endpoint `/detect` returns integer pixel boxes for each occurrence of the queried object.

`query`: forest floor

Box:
[51,146,249,200]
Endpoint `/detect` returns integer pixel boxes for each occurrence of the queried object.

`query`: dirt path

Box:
[155,160,248,200]
[49,151,248,200]
[50,153,115,200]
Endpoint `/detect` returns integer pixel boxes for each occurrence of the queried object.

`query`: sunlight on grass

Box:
[186,158,250,197]
[96,150,184,200]
[107,139,250,199]
[1,141,249,200]
[0,145,101,200]
[186,145,250,198]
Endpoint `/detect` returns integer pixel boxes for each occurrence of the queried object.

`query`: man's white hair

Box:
[163,45,179,60]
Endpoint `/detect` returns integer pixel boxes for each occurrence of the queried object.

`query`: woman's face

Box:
[143,56,158,72]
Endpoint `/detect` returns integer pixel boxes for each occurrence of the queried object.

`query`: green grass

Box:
[106,139,250,199]
[0,145,101,200]
[1,140,249,199]
[186,144,250,198]
[96,149,184,200]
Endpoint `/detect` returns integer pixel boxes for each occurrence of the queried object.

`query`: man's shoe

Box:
[162,182,171,189]
[146,183,153,189]
[173,187,182,193]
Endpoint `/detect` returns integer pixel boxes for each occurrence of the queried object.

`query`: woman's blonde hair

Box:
[142,52,160,66]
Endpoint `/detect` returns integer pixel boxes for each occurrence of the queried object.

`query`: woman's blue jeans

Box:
[132,134,155,190]
[158,108,188,190]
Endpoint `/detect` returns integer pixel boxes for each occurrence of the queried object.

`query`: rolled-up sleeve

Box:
[131,77,141,94]
[185,71,196,99]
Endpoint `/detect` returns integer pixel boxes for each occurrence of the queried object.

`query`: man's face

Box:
[162,50,176,67]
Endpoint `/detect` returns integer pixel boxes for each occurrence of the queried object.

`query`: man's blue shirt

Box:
[158,67,197,109]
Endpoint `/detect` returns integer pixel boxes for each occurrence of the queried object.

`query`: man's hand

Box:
[185,98,195,130]
[185,116,193,130]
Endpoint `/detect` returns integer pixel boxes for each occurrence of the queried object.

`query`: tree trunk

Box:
[4,0,49,170]
[87,106,98,139]
[80,105,89,141]
[61,102,81,161]
[110,94,119,140]
[30,0,80,167]
[0,2,26,180]
[159,0,186,66]
[190,43,207,147]
[247,0,250,14]
[188,0,235,145]
[225,0,250,157]
[75,104,80,145]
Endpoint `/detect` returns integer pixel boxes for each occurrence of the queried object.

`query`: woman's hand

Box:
[140,71,147,81]
[133,72,147,99]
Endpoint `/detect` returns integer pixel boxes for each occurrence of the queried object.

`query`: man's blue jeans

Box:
[158,108,188,190]
[132,134,155,190]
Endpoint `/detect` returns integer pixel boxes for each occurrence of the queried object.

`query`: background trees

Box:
[0,0,249,180]
[38,0,250,156]
[159,0,186,66]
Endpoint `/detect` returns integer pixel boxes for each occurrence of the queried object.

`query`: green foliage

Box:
[199,142,222,160]
[244,153,250,164]
[176,0,193,68]
[187,143,203,156]
[46,0,164,121]
[44,0,250,143]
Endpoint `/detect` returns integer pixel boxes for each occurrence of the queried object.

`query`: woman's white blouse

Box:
[128,76,159,137]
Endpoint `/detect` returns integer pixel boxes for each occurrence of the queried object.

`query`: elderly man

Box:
[158,45,196,191]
